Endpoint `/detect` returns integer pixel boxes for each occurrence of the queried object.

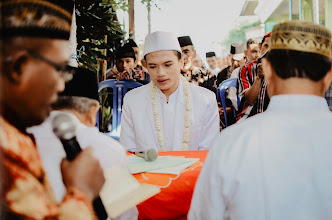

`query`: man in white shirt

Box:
[189,20,332,219]
[120,31,219,152]
[28,67,138,220]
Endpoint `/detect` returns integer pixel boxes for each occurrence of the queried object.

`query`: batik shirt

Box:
[0,117,96,219]
[181,66,217,93]
[325,84,332,110]
[106,67,151,85]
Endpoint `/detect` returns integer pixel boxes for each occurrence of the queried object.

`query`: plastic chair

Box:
[218,78,240,127]
[97,80,142,140]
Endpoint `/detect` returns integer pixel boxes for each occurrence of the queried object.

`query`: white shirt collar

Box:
[156,77,182,104]
[267,94,329,113]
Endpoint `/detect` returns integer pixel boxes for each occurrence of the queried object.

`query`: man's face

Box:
[245,43,260,62]
[232,54,245,69]
[193,59,203,68]
[181,45,196,67]
[260,37,271,56]
[145,50,183,95]
[116,57,136,72]
[6,39,68,127]
[206,56,217,69]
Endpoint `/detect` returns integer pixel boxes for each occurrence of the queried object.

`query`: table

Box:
[133,150,209,220]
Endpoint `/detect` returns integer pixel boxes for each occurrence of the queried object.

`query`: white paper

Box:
[127,155,200,174]
[147,158,199,175]
[100,166,160,219]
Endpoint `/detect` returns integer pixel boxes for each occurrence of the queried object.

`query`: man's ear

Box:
[323,67,332,91]
[262,58,273,85]
[86,104,100,127]
[244,50,248,57]
[5,51,28,84]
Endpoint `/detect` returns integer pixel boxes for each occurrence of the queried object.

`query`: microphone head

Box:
[146,149,158,162]
[52,113,76,140]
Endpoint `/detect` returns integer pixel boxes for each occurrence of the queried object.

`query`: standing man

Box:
[206,51,220,76]
[120,31,219,152]
[189,20,332,219]
[178,35,217,93]
[217,44,246,86]
[0,0,105,218]
[237,32,271,120]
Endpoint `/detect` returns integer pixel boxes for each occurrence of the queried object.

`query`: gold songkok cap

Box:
[270,20,332,58]
[0,0,74,40]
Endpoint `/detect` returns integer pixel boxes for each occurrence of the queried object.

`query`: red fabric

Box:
[133,150,209,220]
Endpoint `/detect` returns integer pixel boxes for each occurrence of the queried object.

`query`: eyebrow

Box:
[183,49,190,52]
[148,60,173,65]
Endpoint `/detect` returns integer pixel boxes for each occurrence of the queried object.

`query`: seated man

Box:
[107,42,150,85]
[178,35,217,93]
[189,20,332,219]
[128,39,148,72]
[28,67,138,219]
[120,31,219,152]
[206,51,220,76]
[0,1,104,218]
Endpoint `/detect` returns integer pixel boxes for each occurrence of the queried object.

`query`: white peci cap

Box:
[143,31,182,57]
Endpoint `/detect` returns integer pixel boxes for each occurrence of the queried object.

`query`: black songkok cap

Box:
[230,43,245,54]
[116,43,136,60]
[178,36,193,47]
[127,39,138,48]
[60,67,100,102]
[206,52,216,58]
[0,0,74,39]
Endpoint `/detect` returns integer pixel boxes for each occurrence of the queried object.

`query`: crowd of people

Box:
[1,0,332,219]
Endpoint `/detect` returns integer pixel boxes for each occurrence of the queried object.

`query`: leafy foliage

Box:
[75,0,126,75]
[223,21,260,53]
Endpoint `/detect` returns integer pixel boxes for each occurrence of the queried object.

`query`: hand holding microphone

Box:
[52,113,108,220]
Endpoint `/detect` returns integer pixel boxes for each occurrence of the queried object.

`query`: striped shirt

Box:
[237,60,269,120]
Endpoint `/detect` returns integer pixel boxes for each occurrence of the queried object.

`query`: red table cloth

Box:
[133,150,209,220]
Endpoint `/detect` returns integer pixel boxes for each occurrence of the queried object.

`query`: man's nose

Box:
[156,66,166,76]
[56,77,65,93]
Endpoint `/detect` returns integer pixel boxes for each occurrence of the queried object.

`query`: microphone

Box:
[135,149,158,162]
[52,113,108,220]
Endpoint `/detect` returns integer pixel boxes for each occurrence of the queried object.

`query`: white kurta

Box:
[28,111,138,220]
[120,78,220,152]
[189,95,332,220]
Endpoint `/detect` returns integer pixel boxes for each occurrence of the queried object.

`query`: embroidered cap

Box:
[0,0,74,39]
[270,20,332,58]
[143,31,182,57]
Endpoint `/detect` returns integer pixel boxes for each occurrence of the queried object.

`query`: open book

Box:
[100,166,160,218]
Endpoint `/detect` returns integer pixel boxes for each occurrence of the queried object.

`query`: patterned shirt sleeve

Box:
[0,118,97,220]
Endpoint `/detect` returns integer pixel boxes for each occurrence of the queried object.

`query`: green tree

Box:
[223,21,260,52]
[75,0,126,77]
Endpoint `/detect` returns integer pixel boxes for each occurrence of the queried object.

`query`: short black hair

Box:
[144,51,182,61]
[267,49,332,81]
[246,38,260,49]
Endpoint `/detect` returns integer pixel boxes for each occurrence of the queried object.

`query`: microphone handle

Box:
[60,138,82,161]
[61,137,108,220]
